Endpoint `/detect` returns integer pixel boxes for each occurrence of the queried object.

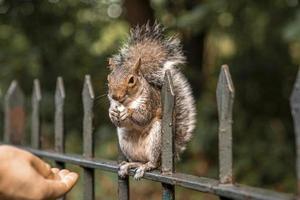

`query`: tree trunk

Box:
[123,0,154,26]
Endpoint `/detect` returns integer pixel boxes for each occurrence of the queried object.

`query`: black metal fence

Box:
[1,65,299,200]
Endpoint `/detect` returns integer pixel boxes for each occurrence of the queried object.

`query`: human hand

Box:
[0,145,78,200]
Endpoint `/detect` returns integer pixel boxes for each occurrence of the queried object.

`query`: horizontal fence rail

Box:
[1,65,299,200]
[5,146,294,200]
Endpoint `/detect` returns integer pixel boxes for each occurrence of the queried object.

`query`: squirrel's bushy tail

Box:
[163,66,196,158]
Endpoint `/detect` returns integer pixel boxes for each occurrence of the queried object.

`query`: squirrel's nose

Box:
[112,94,125,102]
[112,94,119,101]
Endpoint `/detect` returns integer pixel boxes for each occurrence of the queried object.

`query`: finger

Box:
[109,113,117,120]
[109,114,119,122]
[51,168,60,174]
[120,112,128,120]
[30,156,52,178]
[47,168,60,180]
[110,110,119,117]
[109,112,116,119]
[58,169,70,179]
[119,111,125,117]
[120,115,127,120]
[46,172,79,198]
[113,117,120,122]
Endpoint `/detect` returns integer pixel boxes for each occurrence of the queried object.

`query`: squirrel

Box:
[107,23,196,180]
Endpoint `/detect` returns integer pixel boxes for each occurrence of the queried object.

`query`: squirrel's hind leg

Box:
[118,161,142,178]
[134,119,162,180]
[134,161,157,180]
[118,161,157,180]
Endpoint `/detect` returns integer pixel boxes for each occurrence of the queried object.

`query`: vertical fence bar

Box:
[290,68,300,197]
[216,65,234,185]
[55,77,66,170]
[55,77,66,200]
[31,79,42,149]
[161,70,175,200]
[4,80,25,145]
[118,145,129,200]
[82,75,95,200]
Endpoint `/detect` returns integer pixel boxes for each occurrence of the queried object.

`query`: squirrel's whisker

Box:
[95,93,108,100]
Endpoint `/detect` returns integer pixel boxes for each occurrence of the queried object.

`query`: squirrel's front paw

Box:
[109,107,119,122]
[119,107,132,121]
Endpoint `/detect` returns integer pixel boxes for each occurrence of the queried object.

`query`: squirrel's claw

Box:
[118,163,129,178]
[134,167,145,180]
[118,169,128,178]
[119,161,127,166]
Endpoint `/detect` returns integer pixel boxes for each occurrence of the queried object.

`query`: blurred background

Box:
[0,0,300,199]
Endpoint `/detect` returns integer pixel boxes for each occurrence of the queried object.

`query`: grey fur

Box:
[112,22,186,88]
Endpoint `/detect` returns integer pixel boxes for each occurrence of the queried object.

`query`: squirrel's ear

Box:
[133,57,142,74]
[108,58,115,70]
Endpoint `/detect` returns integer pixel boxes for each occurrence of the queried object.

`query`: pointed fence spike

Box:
[33,79,42,101]
[55,77,66,101]
[216,64,235,184]
[82,75,95,200]
[82,75,95,103]
[54,77,66,171]
[161,70,175,200]
[290,67,300,195]
[4,80,25,145]
[31,79,42,149]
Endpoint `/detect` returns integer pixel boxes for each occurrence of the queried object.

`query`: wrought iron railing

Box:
[1,65,298,200]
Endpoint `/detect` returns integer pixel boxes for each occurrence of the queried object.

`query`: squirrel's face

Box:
[107,58,142,104]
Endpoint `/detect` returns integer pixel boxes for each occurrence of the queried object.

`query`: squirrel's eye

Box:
[128,76,135,85]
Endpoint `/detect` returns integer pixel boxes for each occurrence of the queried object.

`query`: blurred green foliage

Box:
[1,0,300,199]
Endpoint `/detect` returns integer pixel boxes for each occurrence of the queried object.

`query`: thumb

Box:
[30,155,53,178]
[46,171,78,198]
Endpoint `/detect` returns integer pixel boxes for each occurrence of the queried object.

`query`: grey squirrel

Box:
[107,23,196,180]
